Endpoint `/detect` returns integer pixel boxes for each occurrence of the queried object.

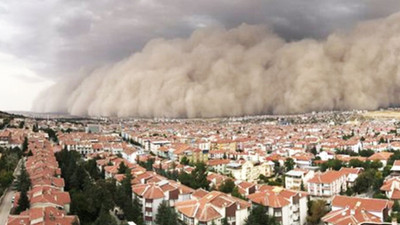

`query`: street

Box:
[0,188,16,225]
[0,158,22,225]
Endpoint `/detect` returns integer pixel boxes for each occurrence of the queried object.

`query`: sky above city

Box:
[1,0,400,112]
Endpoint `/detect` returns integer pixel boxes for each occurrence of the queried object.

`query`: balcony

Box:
[291,205,299,212]
[292,212,299,221]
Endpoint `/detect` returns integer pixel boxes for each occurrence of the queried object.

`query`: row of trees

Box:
[0,147,22,197]
[15,163,31,214]
[178,162,210,190]
[55,148,142,225]
[319,158,383,172]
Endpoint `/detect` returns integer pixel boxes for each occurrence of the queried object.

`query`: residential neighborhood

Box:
[2,110,400,225]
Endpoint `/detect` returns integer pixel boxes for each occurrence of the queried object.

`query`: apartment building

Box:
[207,159,231,174]
[132,179,194,225]
[175,191,251,225]
[380,177,400,200]
[227,160,274,182]
[307,170,347,200]
[285,168,314,191]
[7,207,79,225]
[339,167,363,187]
[322,195,393,224]
[247,185,308,225]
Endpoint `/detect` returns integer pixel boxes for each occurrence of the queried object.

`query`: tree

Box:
[394,200,400,212]
[93,206,118,225]
[348,159,364,168]
[17,164,31,192]
[190,162,210,190]
[244,205,277,225]
[155,201,178,225]
[353,169,381,194]
[284,158,295,171]
[359,149,374,157]
[300,181,305,191]
[320,159,344,172]
[178,172,192,187]
[85,159,101,180]
[218,179,235,193]
[310,146,317,155]
[121,169,133,198]
[307,200,328,225]
[180,156,190,166]
[222,218,229,225]
[32,123,39,132]
[231,186,245,199]
[118,162,128,174]
[133,196,144,225]
[22,137,28,153]
[15,189,30,214]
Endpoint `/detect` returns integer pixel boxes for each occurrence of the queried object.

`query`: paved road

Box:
[0,158,23,224]
[0,188,16,224]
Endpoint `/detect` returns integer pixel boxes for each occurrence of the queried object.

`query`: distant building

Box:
[227,160,274,182]
[86,124,101,133]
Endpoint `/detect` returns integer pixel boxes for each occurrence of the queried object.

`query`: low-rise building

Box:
[227,160,274,182]
[7,207,79,225]
[380,177,400,200]
[307,170,347,200]
[247,185,308,225]
[175,191,251,225]
[285,169,314,191]
[322,195,393,225]
[339,167,363,187]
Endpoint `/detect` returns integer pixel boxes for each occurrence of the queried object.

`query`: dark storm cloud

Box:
[1,0,400,79]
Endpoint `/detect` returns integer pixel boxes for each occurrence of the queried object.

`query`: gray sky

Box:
[0,0,399,111]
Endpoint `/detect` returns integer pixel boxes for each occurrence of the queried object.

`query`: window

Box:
[145,211,152,216]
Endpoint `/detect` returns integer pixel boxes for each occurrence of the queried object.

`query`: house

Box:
[368,152,393,167]
[207,173,229,189]
[132,179,194,225]
[322,195,393,225]
[292,153,313,168]
[247,185,308,225]
[0,130,11,147]
[236,181,257,196]
[212,139,237,152]
[391,160,400,173]
[285,169,315,191]
[380,177,400,200]
[7,207,79,225]
[13,186,72,213]
[307,170,347,200]
[175,191,251,225]
[207,159,230,174]
[339,167,364,187]
[317,150,335,161]
[227,161,274,182]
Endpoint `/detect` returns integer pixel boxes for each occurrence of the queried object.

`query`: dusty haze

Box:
[33,12,400,118]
